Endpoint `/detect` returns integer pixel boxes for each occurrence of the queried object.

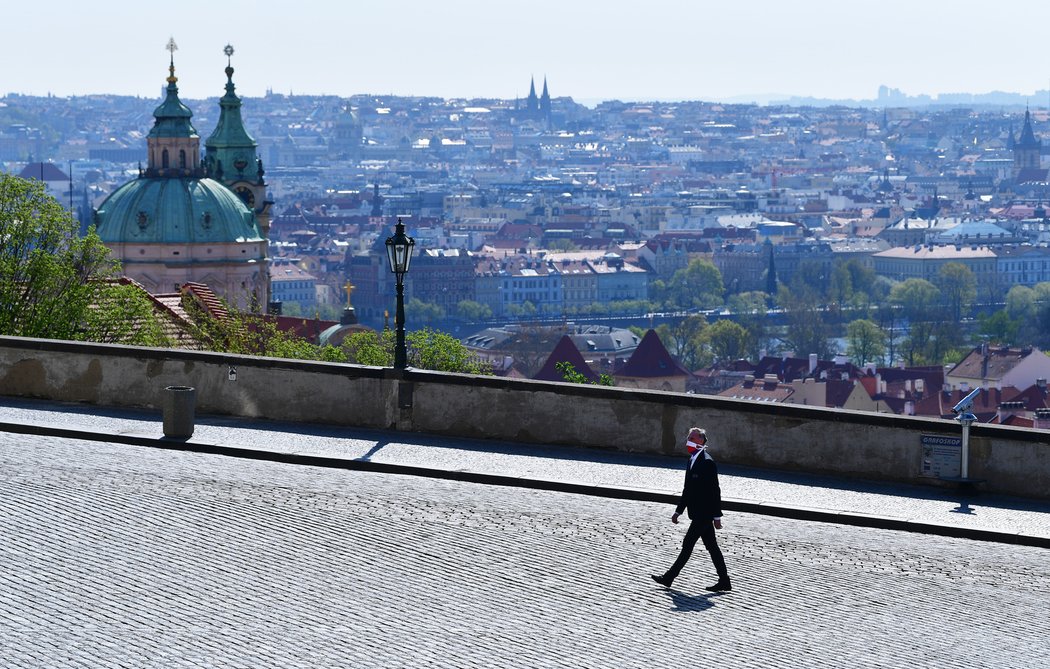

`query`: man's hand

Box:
[713,518,723,530]
[671,512,680,524]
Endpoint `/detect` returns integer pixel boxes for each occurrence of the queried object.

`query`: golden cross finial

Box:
[344,281,356,308]
[165,37,179,83]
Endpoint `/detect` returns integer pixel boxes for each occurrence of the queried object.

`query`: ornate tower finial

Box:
[166,37,179,83]
[224,44,235,81]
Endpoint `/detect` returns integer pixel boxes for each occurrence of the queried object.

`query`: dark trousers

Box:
[666,519,728,580]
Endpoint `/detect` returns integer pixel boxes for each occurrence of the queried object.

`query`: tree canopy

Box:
[660,259,725,310]
[0,173,169,345]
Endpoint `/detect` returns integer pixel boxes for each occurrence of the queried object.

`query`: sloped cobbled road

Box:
[1,434,1047,668]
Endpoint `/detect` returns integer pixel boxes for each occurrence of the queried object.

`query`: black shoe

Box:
[651,573,674,588]
[705,578,732,592]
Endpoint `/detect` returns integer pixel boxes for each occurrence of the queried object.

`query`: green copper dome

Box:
[95,176,263,244]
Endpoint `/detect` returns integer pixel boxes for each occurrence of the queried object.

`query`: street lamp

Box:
[385,217,415,369]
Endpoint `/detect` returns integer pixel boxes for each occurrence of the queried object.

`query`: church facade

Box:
[94,45,270,310]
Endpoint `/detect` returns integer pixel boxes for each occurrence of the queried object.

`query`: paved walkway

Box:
[2,397,1049,544]
[1,427,1048,668]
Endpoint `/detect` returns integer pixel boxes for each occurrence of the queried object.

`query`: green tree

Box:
[889,278,942,366]
[977,310,1019,345]
[456,299,493,321]
[1023,283,1050,348]
[406,297,444,326]
[845,319,886,366]
[1005,285,1035,320]
[339,327,491,374]
[2,174,102,336]
[790,260,830,298]
[185,300,346,361]
[727,291,770,359]
[281,301,304,317]
[704,319,750,364]
[407,327,491,374]
[507,300,538,318]
[1004,284,1048,346]
[937,262,977,323]
[830,258,879,304]
[554,361,613,386]
[340,329,391,366]
[0,174,168,345]
[828,261,853,305]
[547,239,579,252]
[654,314,708,369]
[664,259,724,310]
[870,301,902,366]
[777,285,834,359]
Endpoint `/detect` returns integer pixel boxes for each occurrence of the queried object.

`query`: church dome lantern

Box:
[93,39,269,309]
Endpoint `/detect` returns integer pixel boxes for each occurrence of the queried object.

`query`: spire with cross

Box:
[166,37,179,83]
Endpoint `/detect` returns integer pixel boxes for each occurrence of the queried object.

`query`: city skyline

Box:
[5,0,1050,105]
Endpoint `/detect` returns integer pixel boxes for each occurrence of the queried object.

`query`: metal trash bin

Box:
[163,385,196,438]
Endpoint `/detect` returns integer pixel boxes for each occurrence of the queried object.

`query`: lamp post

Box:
[385,217,415,369]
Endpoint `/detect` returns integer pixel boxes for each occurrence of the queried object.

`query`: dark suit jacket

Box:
[675,451,723,520]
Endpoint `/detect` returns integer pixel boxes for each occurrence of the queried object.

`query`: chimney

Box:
[1035,408,1050,430]
[1038,378,1047,390]
[809,353,818,375]
[998,401,1023,424]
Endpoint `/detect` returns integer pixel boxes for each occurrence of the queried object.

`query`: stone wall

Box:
[2,336,1048,499]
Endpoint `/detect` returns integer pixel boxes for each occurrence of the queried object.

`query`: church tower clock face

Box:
[235,185,255,208]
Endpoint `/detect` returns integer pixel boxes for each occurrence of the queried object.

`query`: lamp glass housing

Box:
[385,220,415,274]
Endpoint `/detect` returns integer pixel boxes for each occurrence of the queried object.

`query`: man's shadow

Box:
[662,588,724,612]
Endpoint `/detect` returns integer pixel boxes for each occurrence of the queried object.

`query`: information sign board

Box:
[920,434,961,478]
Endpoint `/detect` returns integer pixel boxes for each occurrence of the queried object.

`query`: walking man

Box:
[652,427,732,591]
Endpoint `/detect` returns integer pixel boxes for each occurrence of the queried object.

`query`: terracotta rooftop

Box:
[948,345,1042,383]
[719,375,794,403]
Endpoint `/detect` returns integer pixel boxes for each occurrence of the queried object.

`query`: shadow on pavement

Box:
[665,589,722,612]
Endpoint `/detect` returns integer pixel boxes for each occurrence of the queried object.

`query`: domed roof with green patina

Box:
[95,176,263,244]
[95,48,263,246]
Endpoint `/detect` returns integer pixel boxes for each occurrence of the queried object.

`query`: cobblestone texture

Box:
[1,433,1048,668]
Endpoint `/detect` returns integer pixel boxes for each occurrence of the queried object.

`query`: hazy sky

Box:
[5,0,1049,104]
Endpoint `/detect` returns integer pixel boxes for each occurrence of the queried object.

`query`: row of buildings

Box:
[6,48,1050,336]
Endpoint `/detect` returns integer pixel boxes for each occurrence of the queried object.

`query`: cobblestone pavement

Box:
[2,397,1050,540]
[1,432,1048,668]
